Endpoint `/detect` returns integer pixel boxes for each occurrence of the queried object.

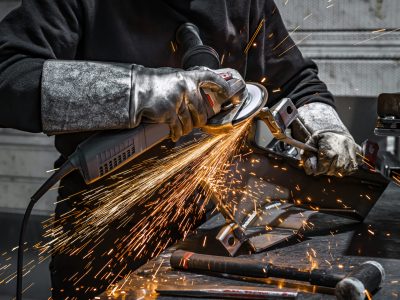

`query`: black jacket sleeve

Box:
[259,1,334,108]
[0,0,83,132]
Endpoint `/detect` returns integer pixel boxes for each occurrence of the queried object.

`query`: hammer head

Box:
[335,261,385,300]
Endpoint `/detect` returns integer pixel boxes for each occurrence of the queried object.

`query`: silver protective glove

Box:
[41,61,243,141]
[293,102,361,177]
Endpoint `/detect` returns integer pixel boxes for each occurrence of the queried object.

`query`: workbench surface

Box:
[100,183,400,300]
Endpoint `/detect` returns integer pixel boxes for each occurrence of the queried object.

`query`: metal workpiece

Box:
[196,113,390,257]
[202,165,321,256]
[216,223,250,257]
[256,98,318,153]
[243,151,389,221]
[193,153,389,257]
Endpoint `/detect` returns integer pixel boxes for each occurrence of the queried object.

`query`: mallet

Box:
[170,250,385,300]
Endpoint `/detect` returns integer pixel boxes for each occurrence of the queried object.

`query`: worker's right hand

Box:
[131,66,243,141]
[41,61,244,137]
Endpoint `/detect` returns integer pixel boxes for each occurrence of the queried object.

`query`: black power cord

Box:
[16,160,76,300]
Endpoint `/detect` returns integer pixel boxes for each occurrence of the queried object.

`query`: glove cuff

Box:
[41,60,133,134]
[297,102,350,138]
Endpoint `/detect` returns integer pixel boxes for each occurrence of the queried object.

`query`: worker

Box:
[0,1,360,298]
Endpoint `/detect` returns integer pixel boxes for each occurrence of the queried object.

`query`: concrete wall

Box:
[276,0,400,97]
[0,129,59,214]
[0,0,399,214]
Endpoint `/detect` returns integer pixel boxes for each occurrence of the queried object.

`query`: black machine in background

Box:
[375,93,400,137]
[375,93,400,181]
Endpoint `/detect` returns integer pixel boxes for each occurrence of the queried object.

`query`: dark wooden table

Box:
[100,183,400,300]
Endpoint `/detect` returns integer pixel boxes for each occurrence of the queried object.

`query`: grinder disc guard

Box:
[203,83,268,134]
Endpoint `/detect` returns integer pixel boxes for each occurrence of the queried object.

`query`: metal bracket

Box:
[257,98,318,153]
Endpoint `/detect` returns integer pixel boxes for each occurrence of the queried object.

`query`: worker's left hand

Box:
[302,130,361,177]
[294,102,361,177]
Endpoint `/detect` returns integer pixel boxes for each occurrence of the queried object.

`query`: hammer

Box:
[170,250,385,300]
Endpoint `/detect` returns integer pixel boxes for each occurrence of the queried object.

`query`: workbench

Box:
[99,183,400,300]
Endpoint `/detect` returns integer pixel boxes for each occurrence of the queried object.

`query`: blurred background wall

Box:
[0,0,399,215]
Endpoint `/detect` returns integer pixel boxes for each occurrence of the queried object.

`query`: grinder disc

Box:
[203,83,268,134]
[231,83,268,126]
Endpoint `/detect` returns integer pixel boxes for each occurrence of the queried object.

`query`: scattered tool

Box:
[170,250,385,300]
[156,285,298,299]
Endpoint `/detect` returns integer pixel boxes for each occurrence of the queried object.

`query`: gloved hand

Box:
[293,102,361,177]
[41,61,244,141]
[131,66,239,141]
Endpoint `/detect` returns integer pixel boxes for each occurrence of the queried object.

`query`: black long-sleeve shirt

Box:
[0,0,334,157]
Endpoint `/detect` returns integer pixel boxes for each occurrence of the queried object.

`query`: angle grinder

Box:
[16,23,268,300]
[29,24,268,198]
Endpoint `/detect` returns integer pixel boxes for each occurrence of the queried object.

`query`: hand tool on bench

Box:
[170,250,385,300]
[156,285,298,299]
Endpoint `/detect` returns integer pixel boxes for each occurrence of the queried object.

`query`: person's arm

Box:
[261,2,359,177]
[0,0,83,132]
[0,1,242,141]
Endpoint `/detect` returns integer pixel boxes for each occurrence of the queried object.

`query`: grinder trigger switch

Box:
[201,71,247,118]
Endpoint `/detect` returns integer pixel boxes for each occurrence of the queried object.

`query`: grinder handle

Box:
[176,23,203,53]
[171,250,348,289]
[176,22,221,70]
[171,250,267,277]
